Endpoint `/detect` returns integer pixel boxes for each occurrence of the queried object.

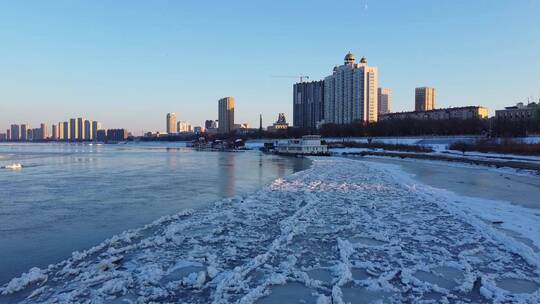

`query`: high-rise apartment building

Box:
[218,97,235,134]
[77,118,85,140]
[70,118,78,141]
[40,123,48,140]
[10,124,20,141]
[57,122,64,140]
[377,88,392,115]
[92,121,101,141]
[84,120,92,141]
[166,113,177,134]
[177,121,192,133]
[324,53,379,124]
[415,87,436,111]
[20,124,29,141]
[293,80,325,129]
[26,129,33,141]
[52,124,58,140]
[63,121,70,141]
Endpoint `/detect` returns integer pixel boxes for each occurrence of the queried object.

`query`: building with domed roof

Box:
[323,53,379,124]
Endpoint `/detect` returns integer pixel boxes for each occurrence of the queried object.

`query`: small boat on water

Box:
[3,163,22,170]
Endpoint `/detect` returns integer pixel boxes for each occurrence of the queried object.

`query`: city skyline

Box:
[1,1,540,134]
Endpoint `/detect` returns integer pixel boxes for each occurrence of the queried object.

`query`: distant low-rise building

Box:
[495,102,539,121]
[205,120,218,129]
[0,133,6,141]
[267,113,289,133]
[379,106,489,121]
[106,129,128,142]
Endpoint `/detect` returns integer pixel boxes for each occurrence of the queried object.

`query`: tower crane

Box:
[271,75,310,83]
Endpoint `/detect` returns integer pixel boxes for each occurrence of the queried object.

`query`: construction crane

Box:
[271,75,310,83]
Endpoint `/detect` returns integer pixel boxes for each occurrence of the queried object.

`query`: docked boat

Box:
[275,135,329,156]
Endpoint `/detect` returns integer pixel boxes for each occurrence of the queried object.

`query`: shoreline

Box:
[339,150,540,173]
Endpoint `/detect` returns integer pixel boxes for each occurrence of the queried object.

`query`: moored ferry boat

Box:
[275,135,329,156]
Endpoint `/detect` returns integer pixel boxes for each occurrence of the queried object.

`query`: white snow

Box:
[1,157,539,303]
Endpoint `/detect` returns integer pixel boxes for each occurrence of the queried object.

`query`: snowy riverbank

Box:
[1,157,539,303]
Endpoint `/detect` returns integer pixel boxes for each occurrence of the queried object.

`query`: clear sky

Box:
[1,0,539,134]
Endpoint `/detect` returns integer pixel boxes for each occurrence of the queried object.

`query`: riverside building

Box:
[415,87,436,111]
[177,121,192,133]
[63,121,70,141]
[495,102,539,121]
[293,80,325,129]
[92,121,102,140]
[166,113,177,134]
[10,124,20,141]
[218,97,235,134]
[77,118,85,140]
[324,52,379,124]
[70,118,78,141]
[21,124,29,141]
[378,88,392,115]
[84,120,92,140]
[379,106,488,121]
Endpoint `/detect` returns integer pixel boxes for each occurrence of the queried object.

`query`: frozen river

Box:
[0,143,310,285]
[363,157,540,210]
[1,156,539,303]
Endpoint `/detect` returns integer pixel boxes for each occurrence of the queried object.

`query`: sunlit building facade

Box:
[166,113,177,134]
[324,53,378,124]
[415,87,436,111]
[218,97,235,134]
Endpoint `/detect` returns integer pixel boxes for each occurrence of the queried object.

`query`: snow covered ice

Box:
[1,157,539,303]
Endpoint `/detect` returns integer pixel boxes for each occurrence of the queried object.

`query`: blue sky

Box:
[1,0,539,134]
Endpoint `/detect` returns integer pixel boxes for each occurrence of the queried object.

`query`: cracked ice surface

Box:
[2,157,540,303]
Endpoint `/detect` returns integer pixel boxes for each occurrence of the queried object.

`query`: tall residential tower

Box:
[377,88,392,115]
[166,113,177,134]
[415,87,436,111]
[324,53,379,124]
[218,97,235,134]
[293,80,325,129]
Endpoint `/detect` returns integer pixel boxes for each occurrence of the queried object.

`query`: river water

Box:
[0,142,310,284]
